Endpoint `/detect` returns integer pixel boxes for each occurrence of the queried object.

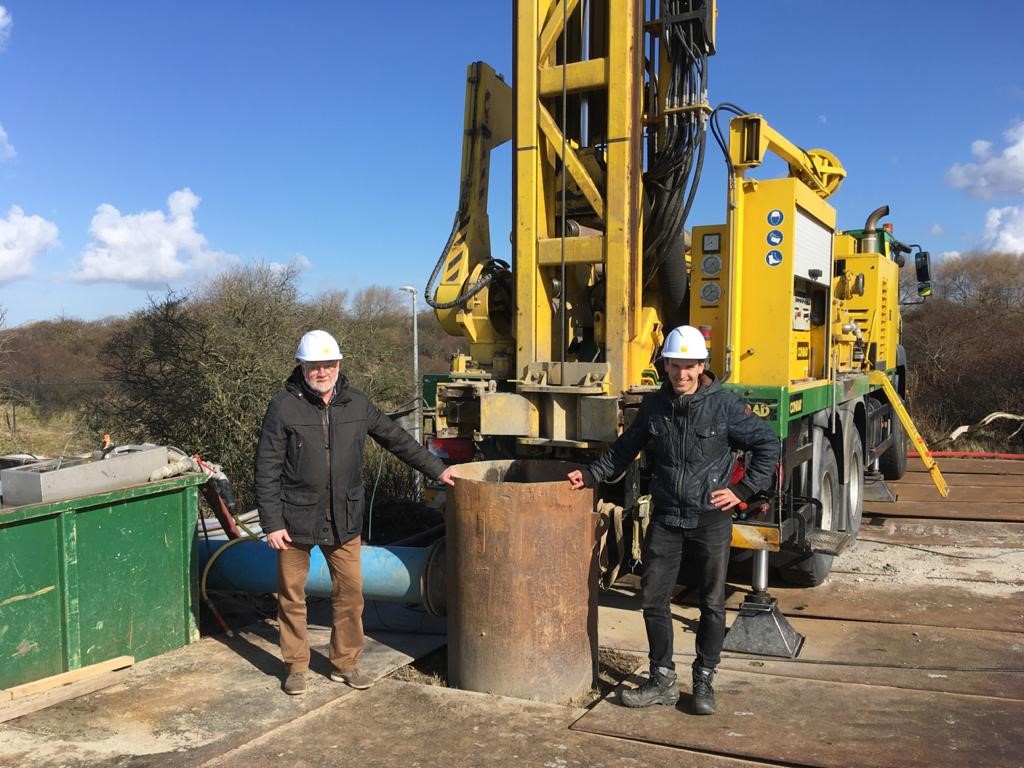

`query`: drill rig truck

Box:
[422,0,946,647]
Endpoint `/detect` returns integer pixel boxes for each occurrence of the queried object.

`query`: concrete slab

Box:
[0,618,444,768]
[200,679,761,768]
[573,668,1024,768]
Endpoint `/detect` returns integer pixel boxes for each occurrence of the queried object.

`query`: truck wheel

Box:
[779,432,841,587]
[844,429,864,536]
[879,412,908,480]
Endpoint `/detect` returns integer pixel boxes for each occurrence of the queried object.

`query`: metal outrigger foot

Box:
[863,470,898,502]
[722,550,804,658]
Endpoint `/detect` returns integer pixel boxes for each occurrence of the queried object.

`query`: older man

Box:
[256,329,454,695]
[569,325,779,715]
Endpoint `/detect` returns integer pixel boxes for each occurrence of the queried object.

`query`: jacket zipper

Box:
[321,404,332,530]
[677,400,688,504]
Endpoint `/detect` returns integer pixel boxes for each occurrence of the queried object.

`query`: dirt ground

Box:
[833,532,1024,595]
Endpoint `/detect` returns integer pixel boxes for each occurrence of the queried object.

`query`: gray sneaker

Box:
[621,666,679,708]
[330,667,374,689]
[283,672,306,695]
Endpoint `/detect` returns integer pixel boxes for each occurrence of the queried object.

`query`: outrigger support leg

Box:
[722,550,804,658]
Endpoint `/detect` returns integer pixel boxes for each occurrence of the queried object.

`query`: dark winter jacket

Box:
[255,367,446,546]
[588,373,780,527]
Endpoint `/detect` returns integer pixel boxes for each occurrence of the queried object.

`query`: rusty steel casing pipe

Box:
[446,459,599,703]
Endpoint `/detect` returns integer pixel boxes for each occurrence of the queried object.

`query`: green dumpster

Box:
[0,473,206,690]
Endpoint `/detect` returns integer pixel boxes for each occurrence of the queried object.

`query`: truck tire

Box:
[844,429,864,536]
[879,412,908,480]
[779,432,841,587]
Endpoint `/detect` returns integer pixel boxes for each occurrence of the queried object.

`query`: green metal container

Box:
[0,473,205,690]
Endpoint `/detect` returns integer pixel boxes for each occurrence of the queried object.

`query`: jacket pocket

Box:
[281,488,320,538]
[695,421,728,458]
[648,416,678,465]
[345,485,365,534]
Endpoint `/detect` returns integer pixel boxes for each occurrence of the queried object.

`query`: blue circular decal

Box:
[767,209,784,226]
[766,229,784,246]
[765,250,783,267]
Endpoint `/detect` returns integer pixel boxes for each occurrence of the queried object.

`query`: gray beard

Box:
[305,377,334,395]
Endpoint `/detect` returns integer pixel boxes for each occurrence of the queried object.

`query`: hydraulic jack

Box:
[722,550,804,658]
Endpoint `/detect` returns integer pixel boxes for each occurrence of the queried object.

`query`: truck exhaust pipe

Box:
[859,204,890,253]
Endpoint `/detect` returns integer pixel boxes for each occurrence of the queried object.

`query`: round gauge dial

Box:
[700,281,722,304]
[700,254,723,277]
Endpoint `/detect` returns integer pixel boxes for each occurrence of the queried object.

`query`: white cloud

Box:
[946,121,1024,198]
[979,205,1024,253]
[0,123,14,160]
[928,223,945,236]
[270,254,311,274]
[817,114,827,125]
[72,188,237,286]
[0,206,60,284]
[970,139,992,158]
[0,6,10,50]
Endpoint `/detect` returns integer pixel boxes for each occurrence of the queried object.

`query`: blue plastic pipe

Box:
[197,538,430,604]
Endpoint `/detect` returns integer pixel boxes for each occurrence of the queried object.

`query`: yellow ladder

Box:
[869,371,949,497]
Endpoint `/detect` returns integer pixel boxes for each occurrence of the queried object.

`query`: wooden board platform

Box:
[572,668,1024,768]
[859,517,1024,548]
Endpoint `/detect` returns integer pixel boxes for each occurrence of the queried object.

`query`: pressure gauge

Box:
[702,233,721,253]
[700,253,723,277]
[700,281,722,305]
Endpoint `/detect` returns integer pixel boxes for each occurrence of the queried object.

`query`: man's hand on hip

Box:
[267,529,293,550]
[710,488,742,511]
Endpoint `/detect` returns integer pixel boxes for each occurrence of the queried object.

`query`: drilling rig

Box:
[422,0,945,650]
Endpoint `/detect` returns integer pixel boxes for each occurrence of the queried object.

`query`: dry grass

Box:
[0,404,97,458]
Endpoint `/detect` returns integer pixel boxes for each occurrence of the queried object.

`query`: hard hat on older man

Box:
[295,330,343,362]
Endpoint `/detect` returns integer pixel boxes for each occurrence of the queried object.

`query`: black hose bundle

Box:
[642,1,712,326]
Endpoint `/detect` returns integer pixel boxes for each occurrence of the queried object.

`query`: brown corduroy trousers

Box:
[276,536,364,674]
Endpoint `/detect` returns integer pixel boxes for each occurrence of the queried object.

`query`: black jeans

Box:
[640,513,732,671]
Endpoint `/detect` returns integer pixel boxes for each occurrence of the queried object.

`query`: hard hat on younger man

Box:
[661,325,708,361]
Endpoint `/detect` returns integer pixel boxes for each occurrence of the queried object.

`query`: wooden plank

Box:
[0,665,131,724]
[2,656,133,700]
[858,517,1024,548]
[718,580,1024,633]
[600,604,1024,699]
[895,471,1024,487]
[905,457,1024,475]
[889,483,1024,503]
[572,669,1024,768]
[863,500,1024,523]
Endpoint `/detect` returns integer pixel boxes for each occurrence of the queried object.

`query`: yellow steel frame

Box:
[434,62,514,366]
[724,115,846,386]
[515,0,652,396]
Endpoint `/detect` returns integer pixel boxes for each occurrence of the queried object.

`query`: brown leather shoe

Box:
[330,667,373,689]
[283,672,307,695]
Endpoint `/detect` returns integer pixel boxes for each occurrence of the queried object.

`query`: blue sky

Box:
[1,1,1022,327]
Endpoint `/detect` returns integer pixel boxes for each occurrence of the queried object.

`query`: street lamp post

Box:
[399,285,422,497]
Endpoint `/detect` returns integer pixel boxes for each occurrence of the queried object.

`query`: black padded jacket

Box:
[255,367,445,545]
[588,374,780,527]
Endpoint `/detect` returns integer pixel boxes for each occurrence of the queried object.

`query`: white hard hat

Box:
[661,325,708,360]
[296,330,343,362]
